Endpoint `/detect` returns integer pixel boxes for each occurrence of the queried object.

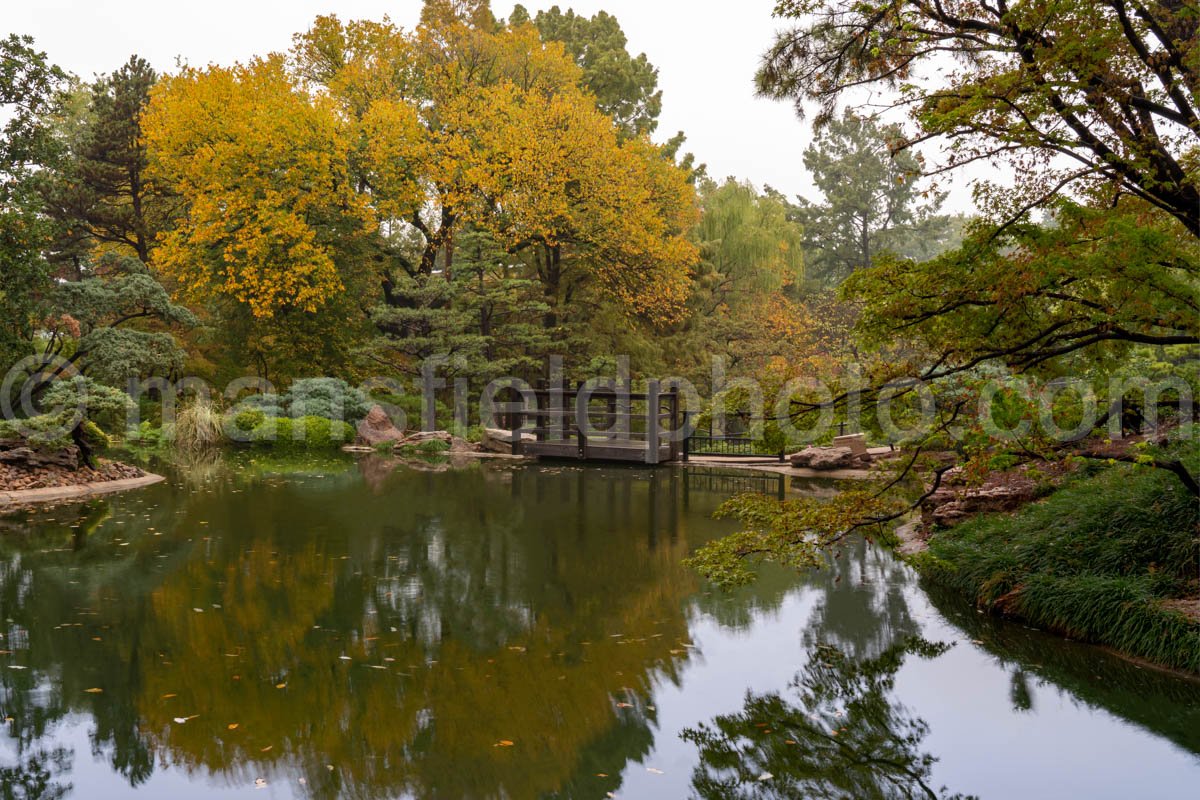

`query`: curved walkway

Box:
[0,473,166,509]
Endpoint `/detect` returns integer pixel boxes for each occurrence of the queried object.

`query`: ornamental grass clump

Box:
[172,397,225,455]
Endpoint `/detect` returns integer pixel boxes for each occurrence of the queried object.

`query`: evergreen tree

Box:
[792,112,959,285]
[0,35,64,375]
[42,56,160,269]
[516,4,662,137]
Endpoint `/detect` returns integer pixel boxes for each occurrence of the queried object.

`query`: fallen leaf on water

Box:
[161,693,177,699]
[596,773,608,778]
[260,745,273,753]
[227,723,239,730]
[172,715,198,724]
[493,740,515,747]
[275,683,286,689]
[84,688,103,694]
[616,702,633,708]
[758,772,773,781]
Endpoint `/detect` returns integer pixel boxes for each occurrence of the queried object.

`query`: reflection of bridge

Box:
[683,467,787,500]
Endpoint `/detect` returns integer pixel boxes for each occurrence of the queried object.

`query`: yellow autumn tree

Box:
[143,55,373,319]
[475,84,697,324]
[293,8,697,323]
[144,4,698,338]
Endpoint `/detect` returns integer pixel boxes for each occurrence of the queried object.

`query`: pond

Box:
[0,454,1197,799]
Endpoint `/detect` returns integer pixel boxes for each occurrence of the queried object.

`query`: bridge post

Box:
[667,388,681,463]
[681,410,691,462]
[645,380,660,465]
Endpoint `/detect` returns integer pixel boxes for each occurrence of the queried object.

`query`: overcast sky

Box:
[9,1,837,198]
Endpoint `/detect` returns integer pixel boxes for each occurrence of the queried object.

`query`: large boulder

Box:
[0,439,80,470]
[789,446,863,470]
[356,406,405,446]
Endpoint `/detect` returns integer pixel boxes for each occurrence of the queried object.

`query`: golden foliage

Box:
[143,56,373,318]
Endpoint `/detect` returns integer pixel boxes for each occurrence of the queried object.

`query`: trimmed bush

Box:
[249,416,355,450]
[225,407,267,442]
[238,393,287,419]
[286,378,371,423]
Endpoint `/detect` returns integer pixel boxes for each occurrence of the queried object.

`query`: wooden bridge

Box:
[496,381,684,464]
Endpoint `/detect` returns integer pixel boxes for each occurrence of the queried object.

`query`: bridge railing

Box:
[490,380,689,463]
[681,413,786,462]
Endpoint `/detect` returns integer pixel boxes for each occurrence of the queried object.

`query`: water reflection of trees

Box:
[801,538,919,662]
[0,462,725,799]
[923,581,1200,756]
[683,638,975,800]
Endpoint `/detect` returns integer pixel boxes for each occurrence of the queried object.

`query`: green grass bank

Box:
[910,455,1200,674]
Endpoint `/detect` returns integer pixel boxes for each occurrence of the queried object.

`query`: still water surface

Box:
[0,454,1197,799]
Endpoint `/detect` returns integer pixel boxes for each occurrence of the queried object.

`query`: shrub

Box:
[0,413,73,450]
[286,378,371,423]
[249,415,355,450]
[125,420,164,448]
[237,393,287,419]
[417,438,450,454]
[225,407,267,442]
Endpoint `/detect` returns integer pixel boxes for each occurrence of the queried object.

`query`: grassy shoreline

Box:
[907,457,1200,674]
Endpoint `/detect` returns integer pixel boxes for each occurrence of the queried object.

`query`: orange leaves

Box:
[143,56,373,319]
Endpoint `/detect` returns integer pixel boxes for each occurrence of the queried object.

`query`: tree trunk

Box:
[71,423,96,470]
